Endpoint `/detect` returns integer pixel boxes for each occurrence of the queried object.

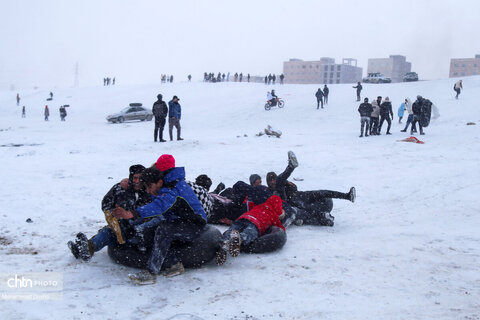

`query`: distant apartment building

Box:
[367,55,411,82]
[283,57,362,84]
[449,55,480,77]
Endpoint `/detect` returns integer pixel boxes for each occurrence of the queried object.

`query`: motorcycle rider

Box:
[267,90,278,106]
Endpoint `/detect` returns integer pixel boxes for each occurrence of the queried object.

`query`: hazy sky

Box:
[1,0,479,89]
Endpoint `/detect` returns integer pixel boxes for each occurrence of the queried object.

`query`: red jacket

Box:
[237,195,285,235]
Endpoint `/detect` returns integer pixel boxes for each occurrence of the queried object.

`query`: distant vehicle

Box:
[362,72,392,83]
[403,72,419,82]
[106,103,153,123]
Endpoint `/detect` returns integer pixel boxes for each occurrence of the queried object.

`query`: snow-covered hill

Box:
[1,78,479,319]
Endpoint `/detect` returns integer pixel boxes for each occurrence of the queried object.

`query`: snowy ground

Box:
[1,77,479,319]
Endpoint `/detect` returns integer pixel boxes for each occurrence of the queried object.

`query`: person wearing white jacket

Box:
[454,80,463,99]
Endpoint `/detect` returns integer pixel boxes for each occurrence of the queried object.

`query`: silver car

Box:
[106,103,153,123]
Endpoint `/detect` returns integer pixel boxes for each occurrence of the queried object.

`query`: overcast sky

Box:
[1,0,479,89]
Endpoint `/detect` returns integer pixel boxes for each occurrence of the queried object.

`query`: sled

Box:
[398,136,424,144]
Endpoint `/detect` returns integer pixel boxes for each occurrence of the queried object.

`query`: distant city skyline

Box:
[1,0,479,90]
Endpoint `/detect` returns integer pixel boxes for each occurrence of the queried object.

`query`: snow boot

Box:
[162,262,185,277]
[288,151,298,168]
[212,182,225,194]
[67,240,80,259]
[318,212,335,227]
[348,187,356,203]
[228,230,242,257]
[215,243,229,266]
[76,232,93,261]
[400,129,407,132]
[129,270,157,285]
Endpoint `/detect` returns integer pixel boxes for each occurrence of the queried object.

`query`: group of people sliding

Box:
[68,152,356,285]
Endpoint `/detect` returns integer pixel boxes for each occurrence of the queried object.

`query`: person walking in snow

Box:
[21,106,26,118]
[411,96,426,135]
[168,95,183,141]
[378,97,393,135]
[353,82,362,101]
[454,79,463,99]
[16,93,20,106]
[323,85,329,104]
[369,97,381,135]
[358,98,373,137]
[397,99,407,124]
[400,98,416,133]
[44,105,49,121]
[59,105,67,121]
[152,94,168,142]
[315,88,324,109]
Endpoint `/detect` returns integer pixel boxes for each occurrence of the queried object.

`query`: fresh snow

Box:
[1,78,479,319]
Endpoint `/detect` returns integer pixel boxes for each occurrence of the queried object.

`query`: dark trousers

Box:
[168,117,181,140]
[91,226,117,252]
[147,220,203,274]
[356,91,361,101]
[360,117,370,136]
[455,88,461,99]
[403,114,416,132]
[378,116,392,134]
[411,115,424,134]
[370,117,379,135]
[324,95,328,104]
[154,117,166,141]
[316,98,323,109]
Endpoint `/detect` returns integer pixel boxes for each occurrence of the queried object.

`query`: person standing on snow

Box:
[411,96,426,135]
[454,80,463,99]
[323,85,329,104]
[397,99,407,124]
[369,97,381,135]
[400,98,416,133]
[358,98,373,137]
[168,95,183,141]
[353,82,362,101]
[378,97,393,135]
[152,94,168,142]
[44,105,50,121]
[315,88,324,109]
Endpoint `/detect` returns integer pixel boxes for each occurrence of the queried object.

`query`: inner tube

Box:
[108,225,223,269]
[241,226,287,253]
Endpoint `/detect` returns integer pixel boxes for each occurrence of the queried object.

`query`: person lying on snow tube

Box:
[113,156,209,285]
[265,151,355,226]
[215,195,287,266]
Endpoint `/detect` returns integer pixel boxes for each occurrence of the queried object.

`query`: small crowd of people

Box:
[67,152,356,284]
[103,77,115,86]
[314,85,330,109]
[161,75,174,83]
[357,95,434,137]
[264,73,284,85]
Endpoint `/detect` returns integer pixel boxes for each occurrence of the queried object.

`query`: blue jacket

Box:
[136,167,207,224]
[168,100,181,119]
[398,103,406,117]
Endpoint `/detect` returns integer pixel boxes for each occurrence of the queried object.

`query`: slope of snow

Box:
[1,78,479,319]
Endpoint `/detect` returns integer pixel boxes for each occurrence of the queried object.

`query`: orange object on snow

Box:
[398,136,424,144]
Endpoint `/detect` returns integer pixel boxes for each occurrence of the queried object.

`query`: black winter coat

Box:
[358,102,373,117]
[380,101,393,118]
[315,89,324,99]
[101,183,151,213]
[152,100,168,119]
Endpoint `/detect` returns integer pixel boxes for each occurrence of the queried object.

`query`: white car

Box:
[106,103,153,123]
[362,72,392,83]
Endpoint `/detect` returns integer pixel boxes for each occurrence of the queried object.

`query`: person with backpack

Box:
[152,94,168,142]
[315,88,324,109]
[454,80,463,99]
[378,97,393,135]
[358,98,373,137]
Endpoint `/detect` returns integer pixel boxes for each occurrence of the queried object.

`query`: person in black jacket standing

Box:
[378,97,393,135]
[358,98,373,137]
[152,94,168,142]
[353,82,362,101]
[411,95,425,135]
[315,88,324,109]
[323,85,329,104]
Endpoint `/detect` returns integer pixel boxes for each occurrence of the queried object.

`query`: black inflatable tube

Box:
[108,225,223,269]
[240,226,287,253]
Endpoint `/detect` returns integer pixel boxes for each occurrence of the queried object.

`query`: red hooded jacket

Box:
[237,195,285,235]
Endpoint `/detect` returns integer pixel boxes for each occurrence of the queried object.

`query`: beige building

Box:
[449,55,480,78]
[367,55,411,82]
[283,57,362,84]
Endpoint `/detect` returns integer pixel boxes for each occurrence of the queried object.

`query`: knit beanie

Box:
[156,154,175,172]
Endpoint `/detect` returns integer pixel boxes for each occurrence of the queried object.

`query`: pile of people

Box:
[68,152,356,285]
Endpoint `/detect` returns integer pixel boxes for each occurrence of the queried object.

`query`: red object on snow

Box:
[398,136,424,144]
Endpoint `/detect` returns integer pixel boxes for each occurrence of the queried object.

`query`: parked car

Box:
[362,72,392,83]
[106,103,153,123]
[403,72,419,82]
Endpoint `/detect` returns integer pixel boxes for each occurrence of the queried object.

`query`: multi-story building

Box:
[367,55,412,82]
[283,57,362,84]
[449,55,480,78]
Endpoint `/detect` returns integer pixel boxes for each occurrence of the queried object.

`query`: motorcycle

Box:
[264,98,285,110]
